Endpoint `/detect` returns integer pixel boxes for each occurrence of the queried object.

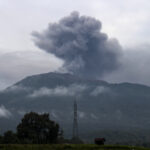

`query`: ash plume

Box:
[32,11,122,79]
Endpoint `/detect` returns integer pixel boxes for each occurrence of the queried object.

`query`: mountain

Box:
[0,72,150,144]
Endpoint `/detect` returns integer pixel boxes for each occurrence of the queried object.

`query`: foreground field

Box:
[0,145,150,150]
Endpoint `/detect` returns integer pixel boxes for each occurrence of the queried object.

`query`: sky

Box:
[0,0,150,90]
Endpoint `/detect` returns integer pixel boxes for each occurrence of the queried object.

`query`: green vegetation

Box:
[17,112,59,144]
[0,144,149,150]
[0,112,61,144]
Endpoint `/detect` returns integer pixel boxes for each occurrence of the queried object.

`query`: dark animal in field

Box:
[94,138,106,145]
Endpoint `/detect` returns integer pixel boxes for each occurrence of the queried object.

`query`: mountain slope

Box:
[0,72,150,144]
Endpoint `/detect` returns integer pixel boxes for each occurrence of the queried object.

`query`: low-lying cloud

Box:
[29,84,111,98]
[0,105,11,118]
[29,84,87,98]
[90,86,109,96]
[4,85,29,93]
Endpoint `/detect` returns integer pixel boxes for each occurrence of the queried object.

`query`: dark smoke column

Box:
[32,11,122,79]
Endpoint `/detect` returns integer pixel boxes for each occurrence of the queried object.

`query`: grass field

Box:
[0,145,150,150]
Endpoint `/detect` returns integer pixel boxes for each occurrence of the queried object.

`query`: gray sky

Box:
[0,0,150,89]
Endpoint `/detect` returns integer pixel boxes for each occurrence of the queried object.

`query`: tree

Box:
[17,112,59,144]
[2,130,19,144]
[0,135,3,144]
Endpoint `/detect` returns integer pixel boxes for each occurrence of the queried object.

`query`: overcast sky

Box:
[0,0,150,89]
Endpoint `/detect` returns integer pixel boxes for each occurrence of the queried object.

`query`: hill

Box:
[0,72,150,145]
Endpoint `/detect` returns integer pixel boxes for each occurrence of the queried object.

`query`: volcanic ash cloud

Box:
[32,11,122,79]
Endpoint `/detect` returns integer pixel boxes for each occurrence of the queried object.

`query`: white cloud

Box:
[0,105,11,118]
[0,0,150,50]
[103,44,150,86]
[91,86,109,96]
[50,110,59,119]
[78,112,99,120]
[0,50,63,90]
[90,113,98,120]
[29,84,87,98]
[4,85,28,93]
[78,111,86,119]
[90,0,150,47]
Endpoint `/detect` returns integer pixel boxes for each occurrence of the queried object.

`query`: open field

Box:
[0,145,150,150]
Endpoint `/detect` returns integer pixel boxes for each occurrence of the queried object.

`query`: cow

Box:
[94,138,106,145]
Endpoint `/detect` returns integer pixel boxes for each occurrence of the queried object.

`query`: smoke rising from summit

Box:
[32,12,122,79]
